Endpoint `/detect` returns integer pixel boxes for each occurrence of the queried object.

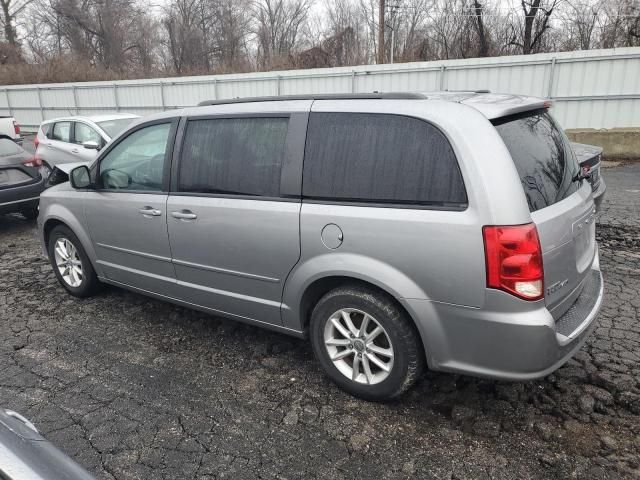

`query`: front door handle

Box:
[171,210,197,220]
[139,207,162,217]
[71,148,79,154]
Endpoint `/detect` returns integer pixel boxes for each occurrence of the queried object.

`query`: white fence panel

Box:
[1,47,639,130]
[76,86,115,110]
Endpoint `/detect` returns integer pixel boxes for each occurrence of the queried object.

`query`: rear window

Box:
[493,109,580,212]
[98,118,137,138]
[303,112,467,207]
[0,137,23,156]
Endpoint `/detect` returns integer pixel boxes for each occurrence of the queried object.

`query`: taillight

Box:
[482,223,544,301]
[13,120,20,135]
[34,132,39,149]
[22,156,43,168]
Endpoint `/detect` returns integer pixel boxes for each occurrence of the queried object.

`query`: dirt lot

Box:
[0,161,639,479]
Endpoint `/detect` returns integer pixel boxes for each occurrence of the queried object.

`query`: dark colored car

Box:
[571,142,606,211]
[0,138,46,219]
[0,409,95,479]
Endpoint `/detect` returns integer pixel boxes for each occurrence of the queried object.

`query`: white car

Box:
[35,113,139,168]
[0,115,22,145]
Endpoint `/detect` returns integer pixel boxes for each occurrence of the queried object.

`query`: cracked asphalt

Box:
[1,159,639,479]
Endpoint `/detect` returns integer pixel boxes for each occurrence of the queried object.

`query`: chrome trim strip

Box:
[175,278,281,308]
[96,243,280,283]
[0,196,40,207]
[95,243,172,263]
[172,258,280,283]
[96,260,175,282]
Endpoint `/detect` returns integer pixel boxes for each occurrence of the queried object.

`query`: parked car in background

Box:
[571,142,606,211]
[35,113,139,168]
[38,92,603,401]
[0,116,22,145]
[0,408,94,480]
[0,137,46,219]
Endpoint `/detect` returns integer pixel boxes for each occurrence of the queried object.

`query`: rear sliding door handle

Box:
[171,210,197,220]
[138,207,162,217]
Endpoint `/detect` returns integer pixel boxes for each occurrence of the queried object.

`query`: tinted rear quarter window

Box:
[41,123,52,138]
[179,117,289,197]
[302,112,467,207]
[493,109,579,212]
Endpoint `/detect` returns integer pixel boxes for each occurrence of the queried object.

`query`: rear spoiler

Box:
[461,94,552,120]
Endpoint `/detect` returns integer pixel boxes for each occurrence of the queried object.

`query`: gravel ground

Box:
[0,161,639,479]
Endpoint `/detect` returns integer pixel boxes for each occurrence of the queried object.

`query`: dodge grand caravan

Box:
[37,92,603,401]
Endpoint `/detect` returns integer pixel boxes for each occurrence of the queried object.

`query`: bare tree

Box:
[473,0,489,56]
[0,0,33,48]
[508,0,564,54]
[598,0,640,47]
[253,0,311,69]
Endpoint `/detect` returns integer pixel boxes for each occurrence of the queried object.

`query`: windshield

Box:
[97,118,137,139]
[0,138,23,157]
[493,109,580,212]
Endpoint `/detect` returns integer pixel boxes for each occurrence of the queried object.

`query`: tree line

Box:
[0,0,639,85]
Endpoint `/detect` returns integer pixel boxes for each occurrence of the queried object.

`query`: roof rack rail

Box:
[197,92,426,107]
[444,89,491,94]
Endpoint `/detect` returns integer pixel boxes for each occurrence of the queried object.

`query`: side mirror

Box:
[82,140,100,151]
[69,165,91,189]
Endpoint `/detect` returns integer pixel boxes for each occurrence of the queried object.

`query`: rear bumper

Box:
[404,249,603,381]
[0,177,45,214]
[593,178,606,212]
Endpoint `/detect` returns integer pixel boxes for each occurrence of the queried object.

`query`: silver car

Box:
[0,409,94,479]
[37,92,603,401]
[35,113,139,168]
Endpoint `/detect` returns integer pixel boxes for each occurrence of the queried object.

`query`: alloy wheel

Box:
[53,238,83,288]
[323,308,394,385]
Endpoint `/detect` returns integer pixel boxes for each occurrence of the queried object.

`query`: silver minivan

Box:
[37,92,603,401]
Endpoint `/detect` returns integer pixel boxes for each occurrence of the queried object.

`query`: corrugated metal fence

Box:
[2,47,640,131]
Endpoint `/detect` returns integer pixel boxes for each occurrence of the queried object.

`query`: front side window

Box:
[302,112,467,206]
[74,122,102,146]
[98,123,171,191]
[52,122,71,143]
[178,117,289,197]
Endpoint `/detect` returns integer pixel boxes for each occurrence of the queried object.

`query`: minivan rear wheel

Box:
[310,285,424,401]
[48,225,100,297]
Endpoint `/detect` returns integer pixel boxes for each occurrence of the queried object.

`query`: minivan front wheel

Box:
[48,225,100,297]
[310,285,424,401]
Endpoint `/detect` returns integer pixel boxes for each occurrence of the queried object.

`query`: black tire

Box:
[21,206,38,220]
[47,225,101,297]
[310,285,425,401]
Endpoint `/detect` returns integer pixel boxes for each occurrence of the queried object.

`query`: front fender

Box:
[39,200,103,277]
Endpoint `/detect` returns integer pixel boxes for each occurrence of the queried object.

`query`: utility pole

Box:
[378,0,385,64]
[387,2,401,64]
